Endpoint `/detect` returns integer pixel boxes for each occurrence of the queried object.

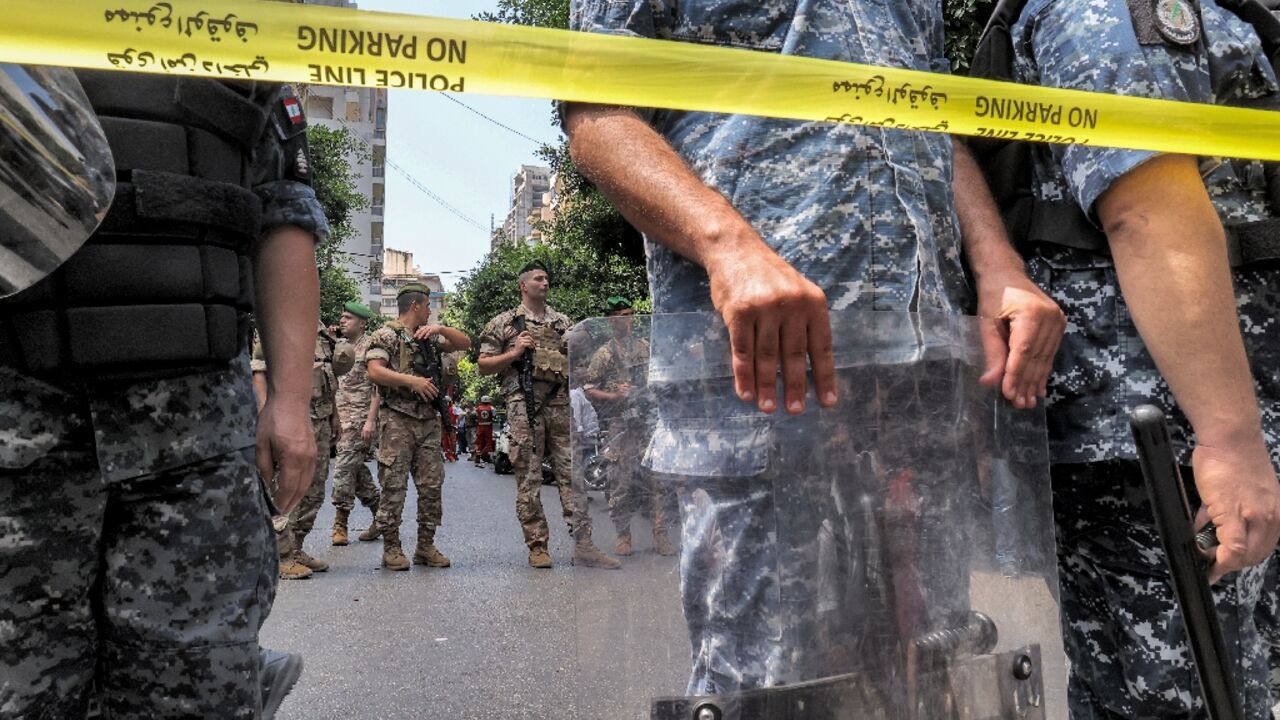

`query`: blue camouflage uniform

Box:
[571,0,975,697]
[1011,1,1280,716]
[0,76,328,717]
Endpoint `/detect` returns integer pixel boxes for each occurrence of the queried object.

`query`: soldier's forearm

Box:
[477,351,515,375]
[436,326,471,351]
[253,226,318,405]
[366,392,380,424]
[367,360,424,390]
[1100,154,1264,448]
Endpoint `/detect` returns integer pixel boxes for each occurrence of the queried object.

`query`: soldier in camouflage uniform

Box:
[365,283,470,571]
[1007,1,1280,716]
[253,322,355,579]
[478,261,621,570]
[0,73,328,717]
[583,297,677,557]
[330,301,383,546]
[565,0,1065,696]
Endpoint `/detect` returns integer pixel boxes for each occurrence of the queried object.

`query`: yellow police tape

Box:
[4,0,1280,160]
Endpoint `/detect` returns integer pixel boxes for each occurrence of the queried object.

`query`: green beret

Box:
[518,260,549,277]
[397,282,431,298]
[605,296,632,312]
[343,301,373,320]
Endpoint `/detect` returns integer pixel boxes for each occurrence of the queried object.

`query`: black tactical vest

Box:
[0,72,287,378]
[969,0,1280,265]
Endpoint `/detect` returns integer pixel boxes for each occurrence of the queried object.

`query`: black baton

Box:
[1130,404,1243,720]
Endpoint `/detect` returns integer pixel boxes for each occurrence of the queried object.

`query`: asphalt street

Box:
[260,458,685,720]
[262,458,1069,720]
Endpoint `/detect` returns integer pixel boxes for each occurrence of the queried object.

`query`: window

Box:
[306,96,333,119]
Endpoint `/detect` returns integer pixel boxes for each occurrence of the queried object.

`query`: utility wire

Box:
[439,93,550,146]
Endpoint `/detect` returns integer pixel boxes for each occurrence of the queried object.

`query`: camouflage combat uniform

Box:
[480,306,591,549]
[1011,1,1280,716]
[252,324,350,565]
[0,76,327,717]
[331,332,382,516]
[364,323,447,558]
[571,0,972,695]
[583,330,675,543]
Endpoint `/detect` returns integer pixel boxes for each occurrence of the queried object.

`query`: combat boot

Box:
[260,648,303,719]
[653,529,677,557]
[357,520,383,542]
[528,544,553,569]
[331,509,350,546]
[614,531,633,557]
[294,548,329,573]
[413,540,452,567]
[382,536,410,571]
[278,555,313,580]
[572,538,621,570]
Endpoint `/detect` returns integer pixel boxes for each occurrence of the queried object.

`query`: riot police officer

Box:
[0,69,328,717]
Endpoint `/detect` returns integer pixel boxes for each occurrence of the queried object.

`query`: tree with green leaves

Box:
[306,123,371,324]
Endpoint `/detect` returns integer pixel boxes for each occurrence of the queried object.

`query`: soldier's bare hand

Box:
[256,397,316,514]
[975,271,1065,409]
[412,376,439,401]
[705,244,836,414]
[413,325,441,341]
[514,331,536,352]
[361,418,376,446]
[1191,436,1280,583]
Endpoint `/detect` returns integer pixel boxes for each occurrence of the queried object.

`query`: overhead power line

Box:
[439,93,550,146]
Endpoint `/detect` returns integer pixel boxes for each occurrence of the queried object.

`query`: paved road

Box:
[261,459,684,720]
[262,459,1069,719]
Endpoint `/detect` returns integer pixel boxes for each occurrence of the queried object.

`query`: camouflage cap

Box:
[397,282,432,298]
[344,300,373,319]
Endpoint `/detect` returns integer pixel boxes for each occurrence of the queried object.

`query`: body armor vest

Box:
[969,0,1280,267]
[379,320,443,419]
[0,72,276,378]
[529,319,568,384]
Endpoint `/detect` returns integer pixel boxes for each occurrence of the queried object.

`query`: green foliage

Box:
[444,233,648,349]
[474,0,568,28]
[306,123,370,325]
[945,0,997,72]
[456,355,501,404]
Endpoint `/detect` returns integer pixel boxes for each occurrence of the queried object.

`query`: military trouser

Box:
[508,398,589,548]
[653,364,975,695]
[277,416,332,560]
[1256,549,1280,705]
[1052,461,1271,719]
[0,437,276,719]
[330,424,380,514]
[374,408,444,544]
[603,418,674,536]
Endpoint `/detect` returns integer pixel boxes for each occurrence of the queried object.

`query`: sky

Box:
[354,0,565,290]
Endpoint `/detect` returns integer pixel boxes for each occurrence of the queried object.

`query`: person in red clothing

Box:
[440,395,459,463]
[473,396,496,466]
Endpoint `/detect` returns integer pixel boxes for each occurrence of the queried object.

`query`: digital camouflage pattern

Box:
[365,323,446,547]
[569,0,974,698]
[478,305,573,403]
[332,333,381,515]
[1012,1,1280,715]
[569,0,970,319]
[1052,462,1271,719]
[0,366,275,718]
[253,325,344,561]
[0,76,323,716]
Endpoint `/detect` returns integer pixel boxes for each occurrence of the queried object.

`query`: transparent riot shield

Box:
[568,310,1065,720]
[0,64,114,297]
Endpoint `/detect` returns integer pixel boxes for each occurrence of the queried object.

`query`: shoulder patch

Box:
[271,85,308,141]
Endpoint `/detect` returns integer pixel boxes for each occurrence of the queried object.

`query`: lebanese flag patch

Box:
[283,96,303,125]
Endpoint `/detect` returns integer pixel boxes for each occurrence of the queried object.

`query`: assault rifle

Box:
[512,314,537,424]
[406,330,449,419]
[1130,405,1243,720]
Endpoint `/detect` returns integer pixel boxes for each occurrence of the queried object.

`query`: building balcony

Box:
[372,165,385,178]
[371,204,384,217]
